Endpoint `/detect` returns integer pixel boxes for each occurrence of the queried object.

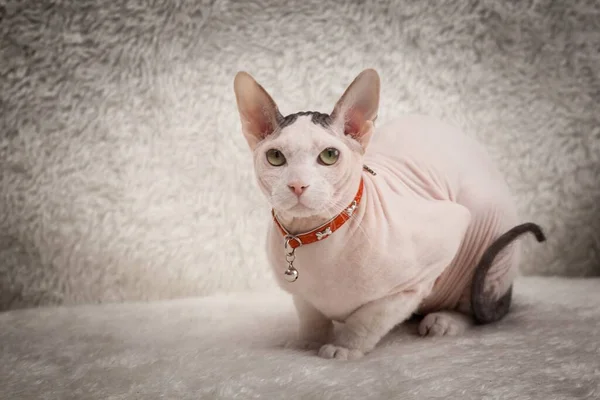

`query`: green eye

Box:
[266,149,286,166]
[318,147,340,166]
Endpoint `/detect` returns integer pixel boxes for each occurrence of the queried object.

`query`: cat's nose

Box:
[288,182,309,196]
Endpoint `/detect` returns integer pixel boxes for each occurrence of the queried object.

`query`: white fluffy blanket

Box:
[1,277,600,399]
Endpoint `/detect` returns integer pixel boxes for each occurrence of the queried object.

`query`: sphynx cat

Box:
[233,69,545,360]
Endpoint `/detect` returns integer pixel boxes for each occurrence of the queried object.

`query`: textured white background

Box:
[1,0,599,310]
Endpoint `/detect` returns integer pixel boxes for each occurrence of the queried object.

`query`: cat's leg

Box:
[284,296,334,351]
[420,189,521,323]
[318,290,423,360]
[453,190,522,318]
[418,310,473,337]
[418,236,519,336]
[456,238,520,318]
[419,235,520,333]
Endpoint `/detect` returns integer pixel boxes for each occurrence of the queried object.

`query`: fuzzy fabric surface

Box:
[1,277,599,399]
[1,0,599,310]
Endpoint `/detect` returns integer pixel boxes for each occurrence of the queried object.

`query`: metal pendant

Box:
[284,265,299,282]
[283,235,302,283]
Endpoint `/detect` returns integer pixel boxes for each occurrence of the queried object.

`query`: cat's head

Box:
[233,69,380,219]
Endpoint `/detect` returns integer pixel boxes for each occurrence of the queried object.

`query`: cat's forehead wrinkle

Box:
[278,111,332,130]
[269,116,339,155]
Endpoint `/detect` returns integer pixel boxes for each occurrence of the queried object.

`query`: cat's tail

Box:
[471,222,546,325]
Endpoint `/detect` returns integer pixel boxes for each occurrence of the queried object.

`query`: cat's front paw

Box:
[283,339,323,351]
[318,344,364,360]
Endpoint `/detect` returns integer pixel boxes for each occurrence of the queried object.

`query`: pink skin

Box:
[288,182,308,197]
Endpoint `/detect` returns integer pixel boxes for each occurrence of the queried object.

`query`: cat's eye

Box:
[318,148,340,166]
[266,149,286,166]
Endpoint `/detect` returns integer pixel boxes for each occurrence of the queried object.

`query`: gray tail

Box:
[471,222,546,325]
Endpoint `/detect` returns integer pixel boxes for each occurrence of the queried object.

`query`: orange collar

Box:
[271,178,364,249]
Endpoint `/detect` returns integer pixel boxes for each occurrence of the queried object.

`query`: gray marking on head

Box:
[277,111,332,130]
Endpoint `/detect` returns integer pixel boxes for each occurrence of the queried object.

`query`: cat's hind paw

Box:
[418,311,471,337]
[318,344,364,360]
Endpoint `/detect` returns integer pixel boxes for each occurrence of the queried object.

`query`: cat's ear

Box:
[233,72,283,150]
[330,69,380,149]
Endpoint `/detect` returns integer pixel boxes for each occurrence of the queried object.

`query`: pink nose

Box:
[288,182,309,196]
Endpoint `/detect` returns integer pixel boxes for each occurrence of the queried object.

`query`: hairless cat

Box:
[233,68,545,360]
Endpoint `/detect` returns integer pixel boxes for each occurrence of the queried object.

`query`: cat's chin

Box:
[272,202,329,220]
[279,204,320,218]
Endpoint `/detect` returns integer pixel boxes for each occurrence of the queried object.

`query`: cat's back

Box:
[365,114,506,197]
